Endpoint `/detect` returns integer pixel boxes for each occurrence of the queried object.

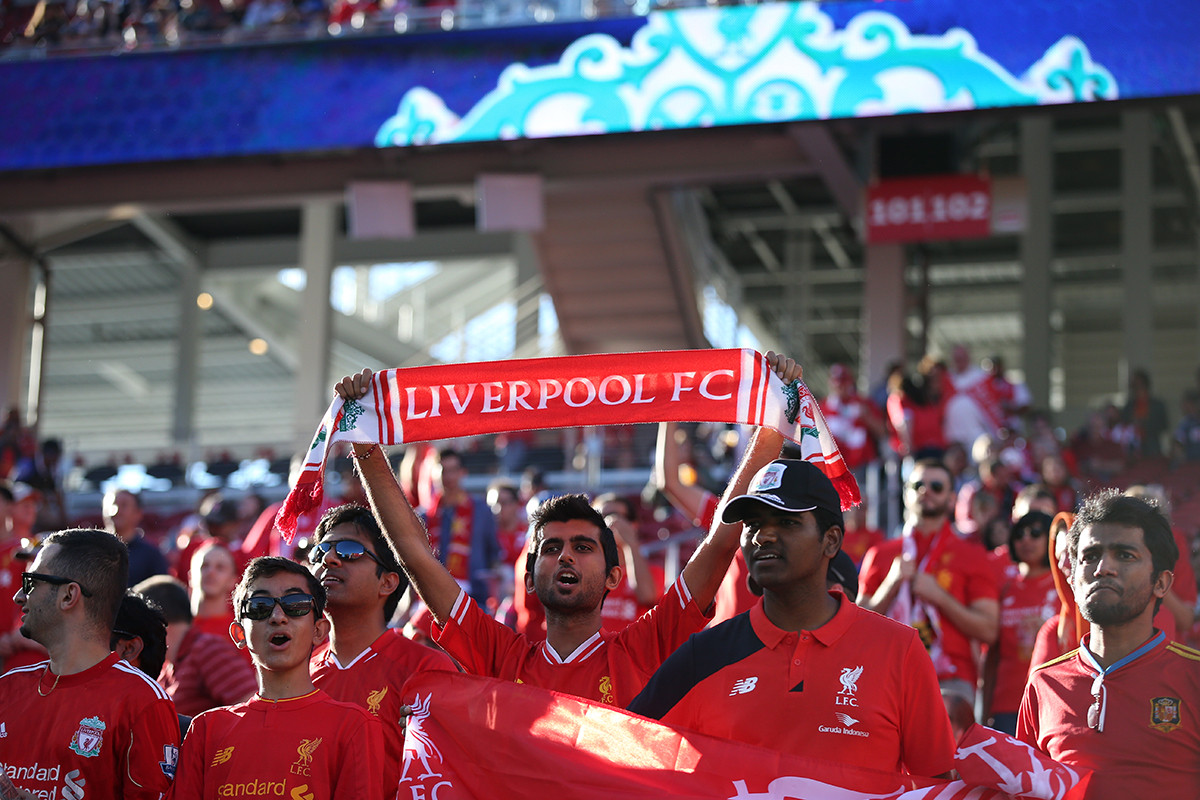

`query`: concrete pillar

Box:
[293,200,338,456]
[172,258,202,447]
[1122,109,1154,375]
[1020,116,1053,410]
[0,252,32,421]
[862,243,906,389]
[513,233,542,357]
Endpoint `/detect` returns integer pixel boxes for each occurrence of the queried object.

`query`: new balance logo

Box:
[211,746,235,766]
[729,677,758,695]
[835,713,859,727]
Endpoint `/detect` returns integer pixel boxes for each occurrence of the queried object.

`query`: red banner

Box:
[277,349,862,540]
[865,175,991,244]
[396,671,1089,800]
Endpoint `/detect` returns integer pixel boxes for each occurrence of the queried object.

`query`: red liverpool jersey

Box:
[0,653,180,800]
[628,593,955,777]
[169,689,384,800]
[992,571,1057,715]
[1018,633,1200,800]
[312,629,456,791]
[433,575,710,707]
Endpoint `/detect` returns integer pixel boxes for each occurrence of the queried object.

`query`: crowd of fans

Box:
[0,348,1198,797]
[0,0,667,56]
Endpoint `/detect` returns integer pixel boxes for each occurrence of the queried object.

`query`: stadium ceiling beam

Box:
[787,124,862,221]
[130,212,206,272]
[1166,107,1200,209]
[206,230,516,273]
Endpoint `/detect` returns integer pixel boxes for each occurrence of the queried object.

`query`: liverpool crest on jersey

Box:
[1151,696,1182,732]
[69,716,107,758]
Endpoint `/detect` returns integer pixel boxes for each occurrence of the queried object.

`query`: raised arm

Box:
[335,369,462,624]
[654,421,711,524]
[679,351,801,610]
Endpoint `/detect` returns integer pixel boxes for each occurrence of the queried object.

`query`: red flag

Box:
[396,672,1088,800]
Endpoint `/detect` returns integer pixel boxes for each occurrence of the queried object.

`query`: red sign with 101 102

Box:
[865,175,991,244]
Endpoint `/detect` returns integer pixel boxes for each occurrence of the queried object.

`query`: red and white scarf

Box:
[276,349,860,541]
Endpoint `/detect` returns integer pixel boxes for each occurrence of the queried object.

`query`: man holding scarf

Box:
[333,352,802,707]
[860,458,999,703]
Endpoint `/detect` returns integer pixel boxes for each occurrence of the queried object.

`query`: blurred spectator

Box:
[111,590,170,684]
[1124,485,1196,638]
[944,344,994,451]
[839,502,882,569]
[594,492,661,633]
[136,574,257,717]
[960,488,998,540]
[1173,389,1200,463]
[955,456,1021,529]
[1122,368,1168,458]
[942,441,971,491]
[0,482,49,670]
[860,459,999,702]
[887,361,947,461]
[820,363,886,488]
[1039,454,1077,515]
[486,480,523,621]
[487,481,525,568]
[104,488,169,586]
[173,494,247,585]
[14,438,66,531]
[187,541,243,643]
[981,511,1057,735]
[426,448,499,609]
[1011,484,1058,523]
[1069,406,1127,480]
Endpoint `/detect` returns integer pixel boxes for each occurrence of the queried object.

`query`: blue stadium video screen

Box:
[3,0,1198,171]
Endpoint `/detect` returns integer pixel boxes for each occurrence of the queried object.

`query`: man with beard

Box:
[1018,492,1200,798]
[334,353,801,707]
[627,460,954,777]
[860,459,998,703]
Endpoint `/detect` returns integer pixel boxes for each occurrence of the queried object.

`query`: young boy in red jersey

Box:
[335,352,802,707]
[169,557,384,800]
[308,504,455,792]
[0,528,180,800]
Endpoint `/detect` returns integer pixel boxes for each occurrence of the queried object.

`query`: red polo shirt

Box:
[311,628,456,791]
[1018,634,1200,800]
[433,574,710,707]
[627,592,954,777]
[861,522,999,685]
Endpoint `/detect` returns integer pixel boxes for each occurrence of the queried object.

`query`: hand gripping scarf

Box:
[276,348,861,541]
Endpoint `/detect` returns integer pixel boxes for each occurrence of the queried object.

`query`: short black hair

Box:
[43,529,129,634]
[312,503,407,622]
[134,575,193,624]
[438,448,462,465]
[1069,491,1179,612]
[525,494,619,580]
[112,590,169,679]
[812,507,844,539]
[234,557,326,620]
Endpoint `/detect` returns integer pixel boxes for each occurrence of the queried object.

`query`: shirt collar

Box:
[749,589,855,649]
[1078,630,1166,676]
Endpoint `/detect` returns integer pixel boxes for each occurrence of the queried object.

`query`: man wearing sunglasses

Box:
[308,504,455,792]
[860,459,999,705]
[334,352,802,707]
[1018,492,1200,800]
[170,556,385,800]
[0,528,180,800]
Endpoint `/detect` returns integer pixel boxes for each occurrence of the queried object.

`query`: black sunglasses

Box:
[909,480,947,494]
[1015,526,1048,540]
[240,594,316,621]
[310,539,385,568]
[22,572,93,598]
